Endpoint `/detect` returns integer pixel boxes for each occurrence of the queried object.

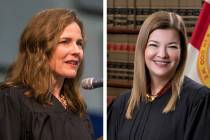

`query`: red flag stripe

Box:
[190,1,210,50]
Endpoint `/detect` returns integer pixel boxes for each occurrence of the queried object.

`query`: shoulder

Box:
[109,91,131,113]
[0,86,28,104]
[108,91,131,128]
[0,86,27,96]
[181,76,210,103]
[0,86,28,120]
[182,76,210,94]
[183,76,206,90]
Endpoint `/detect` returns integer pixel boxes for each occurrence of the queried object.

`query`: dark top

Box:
[0,86,94,140]
[108,77,210,140]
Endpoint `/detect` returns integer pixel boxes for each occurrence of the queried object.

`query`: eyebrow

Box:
[168,42,179,45]
[148,40,159,44]
[59,37,70,40]
[148,40,179,45]
[59,37,83,41]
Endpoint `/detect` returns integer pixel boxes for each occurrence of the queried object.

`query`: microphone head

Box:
[81,77,103,90]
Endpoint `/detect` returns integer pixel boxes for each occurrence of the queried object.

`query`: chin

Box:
[158,72,174,78]
[61,71,78,79]
[151,70,171,77]
[65,73,77,78]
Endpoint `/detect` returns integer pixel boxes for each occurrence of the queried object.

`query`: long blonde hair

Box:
[1,9,87,116]
[126,11,188,119]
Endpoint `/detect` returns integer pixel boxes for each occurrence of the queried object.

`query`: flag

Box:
[185,0,210,87]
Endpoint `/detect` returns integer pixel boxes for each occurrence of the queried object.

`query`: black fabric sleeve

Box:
[184,86,210,140]
[0,88,22,140]
[107,101,118,140]
[83,113,95,140]
[107,93,129,140]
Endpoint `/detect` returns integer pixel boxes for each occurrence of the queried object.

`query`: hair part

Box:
[126,11,188,119]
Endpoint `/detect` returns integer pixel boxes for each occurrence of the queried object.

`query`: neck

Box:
[51,76,64,98]
[150,76,171,96]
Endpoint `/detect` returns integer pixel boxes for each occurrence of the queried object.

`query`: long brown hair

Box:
[126,11,188,119]
[1,9,87,116]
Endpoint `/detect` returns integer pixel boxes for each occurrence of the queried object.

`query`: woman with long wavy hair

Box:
[0,9,94,140]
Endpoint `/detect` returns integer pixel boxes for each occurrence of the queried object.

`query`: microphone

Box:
[81,77,103,89]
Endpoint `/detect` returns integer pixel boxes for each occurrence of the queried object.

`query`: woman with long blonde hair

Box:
[108,11,210,140]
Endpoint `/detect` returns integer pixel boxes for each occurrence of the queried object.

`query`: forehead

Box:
[60,22,82,38]
[148,29,180,43]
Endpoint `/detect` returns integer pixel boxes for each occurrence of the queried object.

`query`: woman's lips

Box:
[65,60,79,68]
[153,60,170,66]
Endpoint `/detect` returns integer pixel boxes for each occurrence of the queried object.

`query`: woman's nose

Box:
[71,43,81,54]
[157,47,169,58]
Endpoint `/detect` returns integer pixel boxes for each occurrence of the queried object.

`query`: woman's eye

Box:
[168,45,178,49]
[148,44,158,47]
[59,40,70,44]
[76,40,84,48]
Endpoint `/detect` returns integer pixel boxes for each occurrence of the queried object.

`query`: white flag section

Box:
[185,43,201,83]
[185,0,210,87]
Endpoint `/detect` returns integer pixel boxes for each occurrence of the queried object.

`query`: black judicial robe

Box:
[0,86,94,140]
[108,77,210,140]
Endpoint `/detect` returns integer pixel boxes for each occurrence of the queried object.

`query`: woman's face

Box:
[144,29,181,80]
[49,22,84,79]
